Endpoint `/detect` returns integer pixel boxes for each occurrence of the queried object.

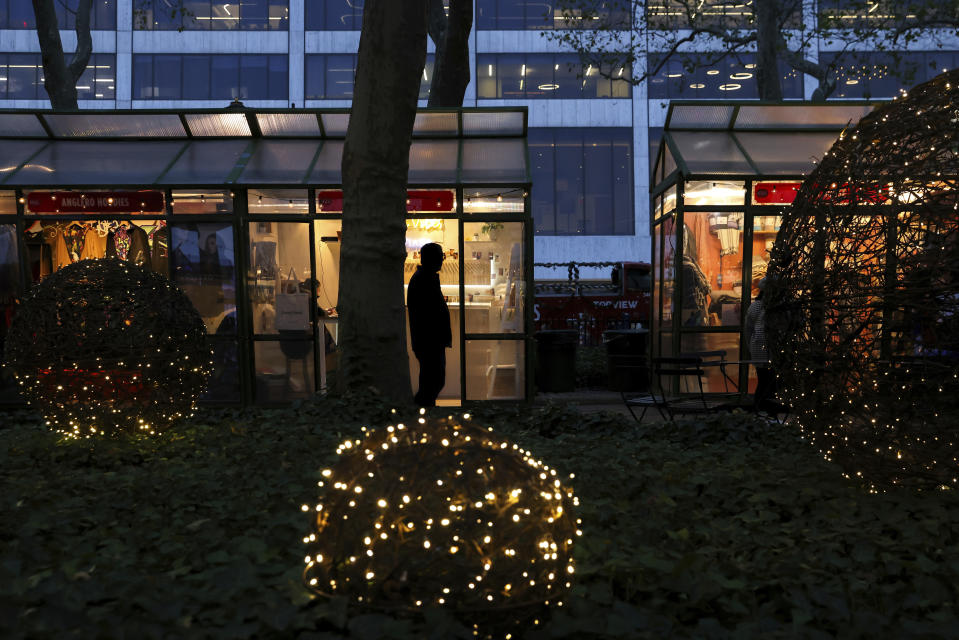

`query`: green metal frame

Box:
[650,100,884,394]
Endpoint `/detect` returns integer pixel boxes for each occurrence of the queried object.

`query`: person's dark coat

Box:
[127,225,151,266]
[407,265,451,354]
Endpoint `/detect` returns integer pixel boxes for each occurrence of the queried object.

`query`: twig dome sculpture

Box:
[302,412,580,631]
[767,69,959,490]
[3,259,211,437]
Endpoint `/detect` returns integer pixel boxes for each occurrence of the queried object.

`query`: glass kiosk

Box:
[0,108,532,406]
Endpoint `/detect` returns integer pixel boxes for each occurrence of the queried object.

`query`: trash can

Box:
[604,329,649,391]
[535,330,578,392]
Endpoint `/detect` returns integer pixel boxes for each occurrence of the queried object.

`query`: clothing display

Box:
[0,225,17,295]
[26,220,167,282]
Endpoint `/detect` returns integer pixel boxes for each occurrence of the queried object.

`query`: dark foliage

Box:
[2,400,959,638]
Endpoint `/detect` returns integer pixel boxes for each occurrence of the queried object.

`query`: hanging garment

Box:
[41,225,72,271]
[105,230,118,259]
[127,224,151,266]
[150,223,169,274]
[63,224,87,262]
[25,234,51,281]
[80,227,107,261]
[0,226,17,295]
[112,225,131,261]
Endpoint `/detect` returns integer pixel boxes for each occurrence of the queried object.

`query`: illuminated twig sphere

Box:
[302,412,580,625]
[3,259,212,438]
[767,69,959,490]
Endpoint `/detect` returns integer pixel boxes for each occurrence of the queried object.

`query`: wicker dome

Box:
[302,412,579,632]
[767,69,959,490]
[3,259,212,437]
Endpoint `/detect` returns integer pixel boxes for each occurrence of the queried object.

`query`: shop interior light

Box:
[689,83,705,89]
[686,183,745,206]
[719,84,741,91]
[706,69,719,75]
[729,72,752,80]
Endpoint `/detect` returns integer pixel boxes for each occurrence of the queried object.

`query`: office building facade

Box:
[1,0,956,277]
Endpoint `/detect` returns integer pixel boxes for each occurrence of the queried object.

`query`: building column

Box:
[289,0,304,107]
[116,0,133,108]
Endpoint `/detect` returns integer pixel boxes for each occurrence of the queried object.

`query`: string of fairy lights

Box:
[301,409,580,633]
[766,68,959,492]
[2,259,212,438]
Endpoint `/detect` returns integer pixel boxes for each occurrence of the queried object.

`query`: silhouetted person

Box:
[745,277,776,412]
[407,243,452,407]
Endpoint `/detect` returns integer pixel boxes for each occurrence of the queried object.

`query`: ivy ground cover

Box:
[1,397,958,639]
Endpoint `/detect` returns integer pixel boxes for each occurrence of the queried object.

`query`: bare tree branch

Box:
[67,0,93,84]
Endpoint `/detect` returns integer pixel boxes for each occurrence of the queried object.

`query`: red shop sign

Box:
[753,182,801,205]
[27,190,165,214]
[317,189,455,213]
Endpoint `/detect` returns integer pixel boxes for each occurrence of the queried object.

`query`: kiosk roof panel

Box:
[4,140,185,185]
[670,131,752,175]
[236,140,320,184]
[158,140,251,184]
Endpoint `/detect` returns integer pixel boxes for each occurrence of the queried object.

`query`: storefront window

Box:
[248,189,309,214]
[463,221,525,334]
[314,220,341,383]
[651,223,662,353]
[663,185,678,214]
[24,218,168,282]
[679,333,741,393]
[0,223,19,402]
[680,211,744,328]
[247,221,325,397]
[405,218,461,403]
[661,216,676,328]
[171,222,235,333]
[254,341,313,401]
[172,190,233,215]
[201,339,241,402]
[465,339,525,400]
[751,214,778,292]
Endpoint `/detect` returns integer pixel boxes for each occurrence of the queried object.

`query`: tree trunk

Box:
[428,0,472,107]
[338,0,428,403]
[754,0,783,101]
[32,0,94,111]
